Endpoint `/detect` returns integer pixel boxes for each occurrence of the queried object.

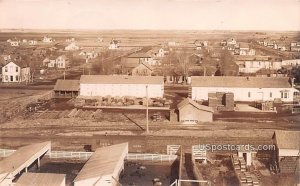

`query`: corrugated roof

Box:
[274,130,300,150]
[0,142,51,175]
[74,143,128,183]
[191,76,292,88]
[16,173,65,186]
[54,79,80,91]
[177,98,214,112]
[80,75,164,84]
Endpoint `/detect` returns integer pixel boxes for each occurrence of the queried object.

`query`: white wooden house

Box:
[79,75,164,98]
[10,40,20,47]
[28,40,38,45]
[235,55,282,73]
[108,39,119,50]
[1,61,30,83]
[42,36,53,43]
[65,42,80,51]
[191,76,299,103]
[43,55,69,69]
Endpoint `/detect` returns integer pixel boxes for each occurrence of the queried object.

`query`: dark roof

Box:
[54,79,80,91]
[274,130,300,150]
[80,75,164,84]
[127,52,152,58]
[177,98,214,112]
[191,76,293,88]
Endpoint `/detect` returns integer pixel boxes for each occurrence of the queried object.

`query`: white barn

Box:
[74,143,128,186]
[191,76,299,103]
[79,75,164,98]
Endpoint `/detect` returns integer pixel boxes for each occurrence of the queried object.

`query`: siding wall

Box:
[192,87,298,102]
[179,104,213,124]
[80,84,164,98]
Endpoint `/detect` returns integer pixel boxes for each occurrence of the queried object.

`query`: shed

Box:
[54,79,80,98]
[74,143,128,186]
[16,173,66,186]
[177,98,214,124]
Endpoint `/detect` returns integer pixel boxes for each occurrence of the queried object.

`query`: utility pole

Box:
[146,85,149,134]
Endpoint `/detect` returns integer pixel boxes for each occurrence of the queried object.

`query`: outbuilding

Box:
[74,143,128,186]
[79,75,164,98]
[177,98,214,124]
[16,173,66,186]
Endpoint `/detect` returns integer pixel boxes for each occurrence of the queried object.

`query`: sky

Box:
[0,0,300,31]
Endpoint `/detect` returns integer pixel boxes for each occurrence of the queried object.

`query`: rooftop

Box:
[127,52,152,58]
[74,143,128,183]
[0,141,51,175]
[273,130,300,150]
[54,79,80,92]
[16,173,65,186]
[191,76,293,88]
[177,98,214,112]
[80,75,164,85]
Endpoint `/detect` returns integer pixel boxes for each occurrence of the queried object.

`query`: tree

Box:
[219,50,239,76]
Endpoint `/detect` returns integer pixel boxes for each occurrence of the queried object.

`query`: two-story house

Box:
[1,61,30,83]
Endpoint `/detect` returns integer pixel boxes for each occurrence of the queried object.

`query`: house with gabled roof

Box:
[132,62,154,76]
[177,98,214,124]
[1,61,30,83]
[191,76,299,103]
[43,55,69,69]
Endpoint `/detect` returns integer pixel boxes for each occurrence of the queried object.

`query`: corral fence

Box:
[0,149,177,162]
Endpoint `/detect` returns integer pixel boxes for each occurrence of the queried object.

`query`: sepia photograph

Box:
[0,0,299,185]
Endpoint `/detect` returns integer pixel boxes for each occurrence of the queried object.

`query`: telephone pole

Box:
[146,85,149,134]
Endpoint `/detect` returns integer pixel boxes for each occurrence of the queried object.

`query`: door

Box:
[10,76,13,82]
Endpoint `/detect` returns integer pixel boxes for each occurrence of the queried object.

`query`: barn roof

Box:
[16,173,65,186]
[74,143,128,183]
[54,79,80,91]
[191,76,293,88]
[273,130,300,150]
[177,98,214,113]
[80,75,164,85]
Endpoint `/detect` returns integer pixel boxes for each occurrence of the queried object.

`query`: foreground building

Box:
[74,143,128,186]
[191,76,298,103]
[79,75,164,98]
[16,173,66,186]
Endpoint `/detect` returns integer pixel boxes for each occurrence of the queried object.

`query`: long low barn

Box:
[79,75,164,98]
[191,76,299,102]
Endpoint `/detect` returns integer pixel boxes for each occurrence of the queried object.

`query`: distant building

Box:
[235,55,282,73]
[132,62,154,76]
[1,61,30,83]
[239,42,255,55]
[188,53,203,65]
[79,49,100,60]
[177,98,214,124]
[43,55,69,69]
[65,42,80,51]
[10,40,20,47]
[79,75,164,98]
[42,36,53,43]
[191,76,298,103]
[28,40,38,45]
[281,59,300,67]
[148,48,166,58]
[291,42,300,52]
[121,52,154,74]
[108,39,119,50]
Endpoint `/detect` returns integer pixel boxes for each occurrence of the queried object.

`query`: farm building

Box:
[65,42,80,51]
[191,76,299,103]
[43,36,53,43]
[121,52,154,74]
[74,143,128,186]
[131,62,153,76]
[273,130,300,174]
[0,141,51,186]
[177,98,214,124]
[79,75,164,98]
[1,61,30,83]
[16,173,66,186]
[54,79,80,98]
[108,39,119,50]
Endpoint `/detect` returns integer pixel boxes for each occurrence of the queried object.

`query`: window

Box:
[270,92,272,98]
[248,92,251,98]
[5,66,8,72]
[281,92,289,99]
[5,75,8,81]
[16,67,18,72]
[16,75,18,81]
